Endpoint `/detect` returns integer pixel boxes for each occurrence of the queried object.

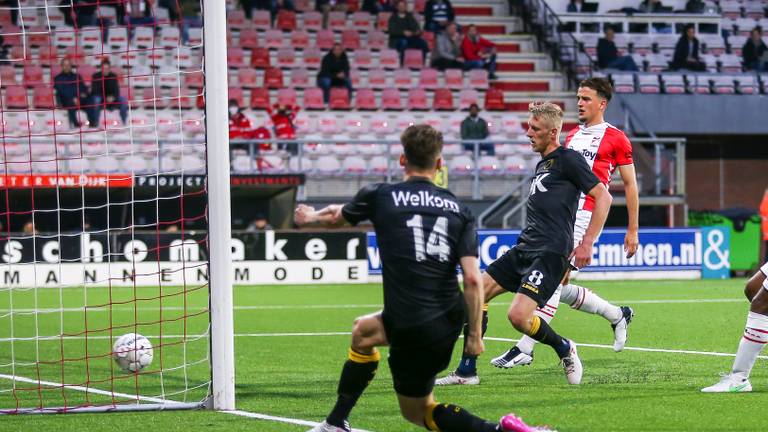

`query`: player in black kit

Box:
[297,125,552,432]
[438,102,613,387]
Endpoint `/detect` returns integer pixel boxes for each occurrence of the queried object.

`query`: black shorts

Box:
[486,247,569,307]
[383,300,464,398]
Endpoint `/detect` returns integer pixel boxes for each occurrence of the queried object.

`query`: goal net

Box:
[0,0,233,414]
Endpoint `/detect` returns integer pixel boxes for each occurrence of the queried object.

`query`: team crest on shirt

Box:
[538,159,554,173]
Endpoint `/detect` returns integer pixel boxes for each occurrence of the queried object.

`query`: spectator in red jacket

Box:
[461,24,498,79]
[267,103,300,155]
[229,99,258,140]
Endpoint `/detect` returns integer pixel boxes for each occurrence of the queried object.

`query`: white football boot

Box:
[491,347,534,368]
[306,420,351,432]
[560,340,583,385]
[701,373,752,393]
[435,371,480,386]
[611,306,635,352]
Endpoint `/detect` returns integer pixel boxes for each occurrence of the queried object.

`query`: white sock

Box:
[732,311,768,379]
[516,285,561,354]
[561,283,623,324]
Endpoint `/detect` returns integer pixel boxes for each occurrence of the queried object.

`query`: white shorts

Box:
[570,209,600,270]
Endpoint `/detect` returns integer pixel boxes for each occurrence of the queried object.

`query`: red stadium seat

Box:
[376,12,391,31]
[394,68,412,88]
[250,87,271,109]
[315,29,335,50]
[303,87,325,110]
[237,68,258,88]
[458,89,479,109]
[37,45,59,67]
[32,85,55,109]
[0,65,17,85]
[277,87,298,106]
[276,10,297,31]
[263,67,284,89]
[484,87,505,111]
[351,12,372,31]
[419,68,439,89]
[407,88,429,110]
[302,11,323,32]
[381,88,403,110]
[341,29,361,50]
[354,88,377,110]
[239,28,260,50]
[4,86,28,109]
[303,47,323,69]
[184,70,204,88]
[228,86,245,107]
[171,86,197,109]
[444,68,464,89]
[277,47,296,68]
[27,27,50,47]
[379,49,400,69]
[264,29,284,49]
[289,68,310,88]
[414,0,426,13]
[349,68,362,87]
[228,10,248,30]
[290,30,311,49]
[403,49,424,70]
[77,64,96,87]
[329,87,351,110]
[353,49,373,69]
[250,47,271,68]
[433,88,454,110]
[227,47,246,69]
[253,10,272,31]
[468,69,489,89]
[422,31,435,51]
[294,0,313,11]
[367,68,387,88]
[328,11,347,29]
[367,30,387,51]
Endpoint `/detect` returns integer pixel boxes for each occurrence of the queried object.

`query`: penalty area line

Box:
[224,409,373,432]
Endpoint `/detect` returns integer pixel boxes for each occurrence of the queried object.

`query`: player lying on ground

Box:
[438,102,613,387]
[489,77,639,370]
[702,261,768,393]
[296,125,554,432]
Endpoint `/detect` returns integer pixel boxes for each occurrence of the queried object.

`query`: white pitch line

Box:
[0,298,748,315]
[226,409,373,432]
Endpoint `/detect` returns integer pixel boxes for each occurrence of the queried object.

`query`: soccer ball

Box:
[113,333,153,373]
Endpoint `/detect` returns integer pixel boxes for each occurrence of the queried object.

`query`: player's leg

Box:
[491,283,562,369]
[559,273,634,351]
[703,266,768,393]
[436,271,505,385]
[309,311,387,432]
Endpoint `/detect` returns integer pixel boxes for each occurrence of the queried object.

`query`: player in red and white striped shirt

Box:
[490,77,640,369]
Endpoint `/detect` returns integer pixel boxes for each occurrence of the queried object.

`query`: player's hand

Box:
[294,204,316,226]
[570,240,594,269]
[464,334,484,357]
[624,230,639,258]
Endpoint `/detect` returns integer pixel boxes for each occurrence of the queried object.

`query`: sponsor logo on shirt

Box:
[391,190,460,213]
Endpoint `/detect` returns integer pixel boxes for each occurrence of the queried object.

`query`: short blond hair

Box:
[528,101,564,134]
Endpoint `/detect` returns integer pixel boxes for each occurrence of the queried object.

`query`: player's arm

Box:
[618,163,639,258]
[459,256,484,357]
[572,183,612,268]
[294,204,350,228]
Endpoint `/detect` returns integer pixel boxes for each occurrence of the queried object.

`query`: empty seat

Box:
[227,47,246,69]
[458,89,479,109]
[4,85,28,109]
[355,88,377,110]
[433,88,454,110]
[444,68,464,89]
[277,47,296,68]
[290,30,311,50]
[289,68,311,88]
[302,11,323,31]
[329,87,351,110]
[660,73,686,94]
[32,85,55,109]
[379,49,400,69]
[263,67,284,88]
[276,10,297,31]
[277,88,298,106]
[478,155,502,174]
[350,11,372,31]
[239,28,260,50]
[264,29,284,49]
[315,155,342,174]
[612,73,636,93]
[316,30,336,50]
[250,87,271,109]
[341,29,361,50]
[468,69,488,89]
[251,47,271,68]
[448,155,474,174]
[419,68,439,89]
[303,87,325,109]
[253,10,272,31]
[638,74,660,94]
[713,75,736,94]
[381,88,402,110]
[238,68,259,88]
[393,68,412,88]
[303,47,323,69]
[484,87,505,110]
[407,88,429,110]
[403,49,424,69]
[367,30,387,50]
[328,11,347,28]
[342,156,368,174]
[735,74,758,94]
[354,49,373,69]
[23,65,44,87]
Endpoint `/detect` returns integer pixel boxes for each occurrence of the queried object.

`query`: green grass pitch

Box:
[1,279,766,431]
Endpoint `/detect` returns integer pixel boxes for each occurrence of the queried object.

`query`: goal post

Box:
[0,0,234,414]
[203,0,236,412]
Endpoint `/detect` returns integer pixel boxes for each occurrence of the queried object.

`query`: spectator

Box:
[597,26,639,70]
[316,0,348,29]
[567,0,597,12]
[54,58,97,129]
[229,99,259,141]
[125,0,155,27]
[243,0,295,22]
[431,22,464,70]
[91,59,128,126]
[317,43,354,104]
[159,0,180,21]
[1,1,19,26]
[388,0,430,64]
[165,225,180,233]
[246,214,273,232]
[424,0,455,33]
[672,24,706,71]
[684,0,705,13]
[267,103,300,154]
[743,27,767,72]
[461,24,498,79]
[22,221,36,235]
[461,104,494,155]
[61,0,111,38]
[181,1,203,44]
[638,0,665,13]
[362,0,395,14]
